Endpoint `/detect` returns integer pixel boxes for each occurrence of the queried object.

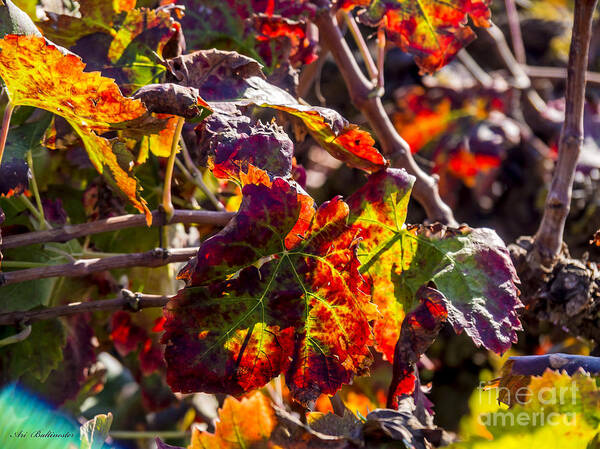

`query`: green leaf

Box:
[80,413,113,449]
[345,168,522,362]
[0,319,66,382]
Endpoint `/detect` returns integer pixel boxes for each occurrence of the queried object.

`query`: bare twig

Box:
[524,65,600,87]
[504,0,526,65]
[341,10,378,82]
[0,247,198,286]
[482,24,530,89]
[1,209,233,250]
[456,49,494,87]
[0,289,170,325]
[534,0,599,263]
[376,25,385,90]
[315,11,456,225]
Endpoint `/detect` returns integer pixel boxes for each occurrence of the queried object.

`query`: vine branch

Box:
[1,209,233,250]
[315,11,456,225]
[534,0,599,263]
[1,247,198,285]
[0,289,170,325]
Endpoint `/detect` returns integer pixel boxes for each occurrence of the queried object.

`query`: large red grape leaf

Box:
[351,0,491,73]
[346,168,522,361]
[162,168,376,405]
[0,35,155,221]
[166,49,386,173]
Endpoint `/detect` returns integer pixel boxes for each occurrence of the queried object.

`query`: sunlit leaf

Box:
[453,369,600,448]
[392,85,515,187]
[167,49,386,173]
[345,168,522,361]
[162,167,376,405]
[0,35,153,222]
[196,105,294,181]
[80,412,113,449]
[352,0,492,73]
[39,0,136,47]
[190,392,276,449]
[107,8,178,63]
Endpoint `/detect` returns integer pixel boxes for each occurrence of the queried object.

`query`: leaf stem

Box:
[0,101,14,166]
[162,116,185,221]
[178,137,225,211]
[533,0,599,263]
[26,149,48,230]
[20,194,46,228]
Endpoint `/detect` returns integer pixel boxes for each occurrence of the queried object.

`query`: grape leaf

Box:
[392,85,516,187]
[107,8,178,63]
[39,0,136,48]
[162,168,376,405]
[0,319,66,383]
[23,315,97,406]
[80,412,113,449]
[183,391,445,449]
[495,354,600,407]
[351,0,492,73]
[0,35,154,222]
[178,0,317,75]
[190,392,277,449]
[387,286,448,408]
[196,105,294,181]
[0,110,52,197]
[166,49,386,173]
[345,168,522,361]
[111,311,164,375]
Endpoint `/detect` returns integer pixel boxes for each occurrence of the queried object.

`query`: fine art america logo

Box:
[477,381,579,427]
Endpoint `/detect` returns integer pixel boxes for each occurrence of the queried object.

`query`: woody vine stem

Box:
[314,9,457,225]
[533,0,600,264]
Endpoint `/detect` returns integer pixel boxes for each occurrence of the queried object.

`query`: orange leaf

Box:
[190,392,276,449]
[0,35,152,222]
